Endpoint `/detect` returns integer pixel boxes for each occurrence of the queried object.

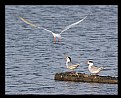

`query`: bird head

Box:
[66,56,71,63]
[87,60,93,65]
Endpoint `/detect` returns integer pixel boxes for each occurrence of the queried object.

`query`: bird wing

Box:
[40,27,54,34]
[71,64,79,67]
[91,65,99,70]
[60,16,87,34]
[19,16,54,34]
[19,16,38,28]
[69,62,80,67]
[91,65,103,72]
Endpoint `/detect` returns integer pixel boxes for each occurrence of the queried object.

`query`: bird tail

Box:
[77,64,80,67]
[100,67,103,70]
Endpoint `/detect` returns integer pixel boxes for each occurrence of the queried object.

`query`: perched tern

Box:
[19,16,87,43]
[66,56,80,73]
[87,60,103,75]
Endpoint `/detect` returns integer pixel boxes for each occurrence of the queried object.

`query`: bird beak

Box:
[64,54,68,59]
[85,61,88,64]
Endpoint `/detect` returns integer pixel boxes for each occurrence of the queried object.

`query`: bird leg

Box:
[58,38,61,42]
[71,70,75,74]
[68,70,74,74]
[54,37,56,43]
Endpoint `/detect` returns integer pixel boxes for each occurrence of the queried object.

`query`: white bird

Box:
[19,16,87,43]
[87,60,103,75]
[66,56,80,73]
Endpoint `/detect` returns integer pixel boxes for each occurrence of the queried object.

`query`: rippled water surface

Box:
[5,5,118,95]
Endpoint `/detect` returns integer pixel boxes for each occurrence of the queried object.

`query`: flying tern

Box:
[19,16,87,43]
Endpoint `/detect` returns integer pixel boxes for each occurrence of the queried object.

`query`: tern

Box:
[19,16,87,43]
[66,56,80,73]
[87,60,103,75]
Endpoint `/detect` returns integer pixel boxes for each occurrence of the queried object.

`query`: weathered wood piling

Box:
[54,72,118,84]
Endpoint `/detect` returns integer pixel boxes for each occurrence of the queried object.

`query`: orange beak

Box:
[85,61,88,64]
[64,54,69,60]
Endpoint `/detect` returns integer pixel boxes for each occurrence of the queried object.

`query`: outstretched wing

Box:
[19,16,38,28]
[60,16,87,34]
[40,26,54,34]
[19,16,54,34]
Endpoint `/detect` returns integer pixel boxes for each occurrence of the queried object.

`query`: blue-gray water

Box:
[5,5,118,95]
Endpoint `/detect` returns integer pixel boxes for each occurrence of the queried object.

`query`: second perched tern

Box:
[87,60,103,75]
[19,16,87,43]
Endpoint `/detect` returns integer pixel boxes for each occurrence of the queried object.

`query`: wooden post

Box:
[54,72,118,84]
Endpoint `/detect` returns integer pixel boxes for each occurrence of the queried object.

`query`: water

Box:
[5,5,118,95]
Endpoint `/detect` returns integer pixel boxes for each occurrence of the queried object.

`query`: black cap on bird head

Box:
[88,60,93,63]
[67,56,71,62]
